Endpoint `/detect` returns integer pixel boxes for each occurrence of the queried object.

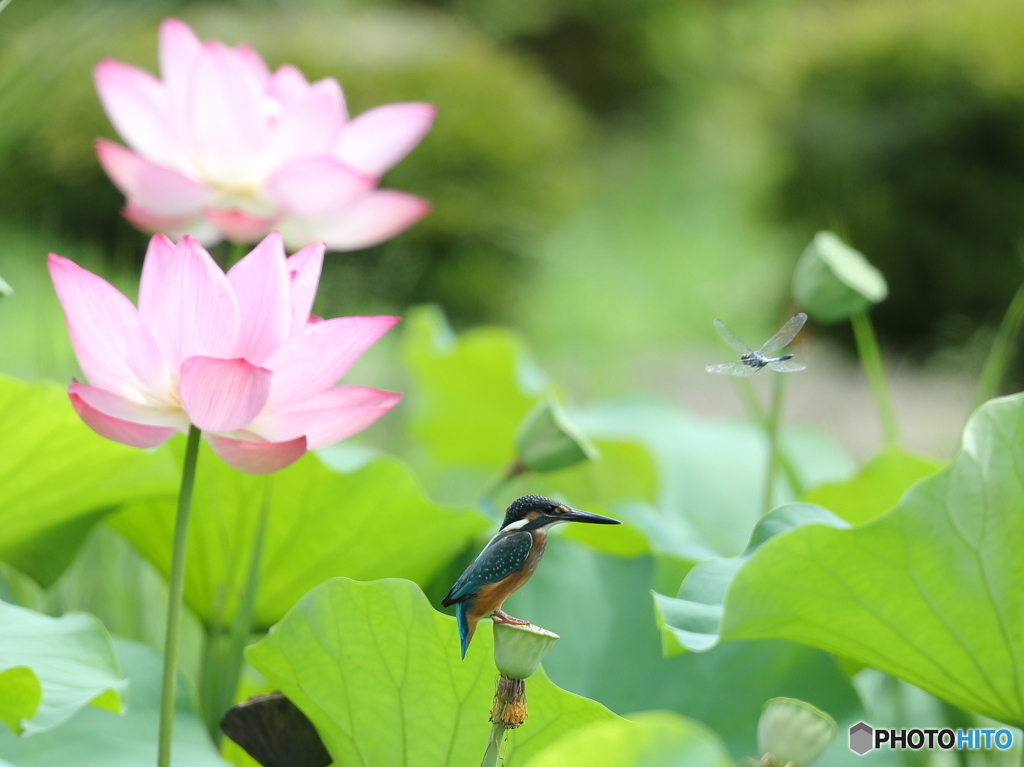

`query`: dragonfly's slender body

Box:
[707,313,807,376]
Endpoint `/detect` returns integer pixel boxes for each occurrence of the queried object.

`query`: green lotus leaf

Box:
[802,446,942,525]
[522,711,731,767]
[654,503,849,656]
[403,305,540,471]
[0,601,126,735]
[0,375,177,586]
[508,536,862,760]
[661,393,1024,726]
[112,444,488,628]
[246,578,616,766]
[0,638,226,765]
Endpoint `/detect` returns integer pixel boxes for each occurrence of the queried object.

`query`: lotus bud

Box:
[514,399,598,474]
[757,697,836,767]
[792,231,888,325]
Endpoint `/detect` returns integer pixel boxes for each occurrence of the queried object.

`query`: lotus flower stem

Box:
[480,622,559,765]
[762,373,785,515]
[481,722,506,767]
[732,378,803,497]
[200,476,272,741]
[973,278,1024,410]
[158,424,202,767]
[851,312,899,446]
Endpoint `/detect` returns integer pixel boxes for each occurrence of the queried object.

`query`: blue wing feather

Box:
[442,532,533,607]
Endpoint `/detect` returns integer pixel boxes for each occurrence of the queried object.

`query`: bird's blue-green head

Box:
[500,494,620,532]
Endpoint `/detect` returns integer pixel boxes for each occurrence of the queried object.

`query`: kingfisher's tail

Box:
[456,602,474,659]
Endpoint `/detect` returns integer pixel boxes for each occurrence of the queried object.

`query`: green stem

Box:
[229,242,247,265]
[200,476,273,742]
[973,279,1024,410]
[481,722,506,767]
[158,425,202,767]
[762,373,786,515]
[732,378,804,498]
[851,311,900,446]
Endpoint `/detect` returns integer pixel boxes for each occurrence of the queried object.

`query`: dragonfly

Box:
[705,313,808,376]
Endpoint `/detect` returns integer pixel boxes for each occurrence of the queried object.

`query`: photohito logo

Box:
[848,722,1014,755]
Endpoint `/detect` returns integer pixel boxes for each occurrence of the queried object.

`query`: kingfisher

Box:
[442,494,620,658]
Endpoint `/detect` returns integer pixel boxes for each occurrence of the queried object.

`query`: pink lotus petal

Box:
[179,356,272,432]
[145,236,239,368]
[203,208,277,243]
[265,156,374,220]
[158,18,201,103]
[249,385,400,447]
[267,64,312,108]
[94,59,176,166]
[263,315,398,408]
[187,42,267,184]
[226,232,291,363]
[284,190,430,251]
[138,234,174,325]
[48,254,165,396]
[69,382,187,428]
[285,243,324,335]
[206,433,307,474]
[70,390,178,449]
[334,102,435,176]
[265,79,346,167]
[235,42,271,84]
[96,140,208,218]
[122,204,219,244]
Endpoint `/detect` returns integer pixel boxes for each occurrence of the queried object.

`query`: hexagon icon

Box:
[849,721,874,755]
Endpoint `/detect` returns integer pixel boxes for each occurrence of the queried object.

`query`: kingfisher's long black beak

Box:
[560,506,621,525]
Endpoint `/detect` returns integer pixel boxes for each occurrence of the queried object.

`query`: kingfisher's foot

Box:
[492,610,531,626]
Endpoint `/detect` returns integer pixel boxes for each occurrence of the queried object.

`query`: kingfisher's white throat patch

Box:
[500,518,529,532]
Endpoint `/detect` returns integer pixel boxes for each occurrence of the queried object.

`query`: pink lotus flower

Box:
[94,18,435,250]
[49,232,400,474]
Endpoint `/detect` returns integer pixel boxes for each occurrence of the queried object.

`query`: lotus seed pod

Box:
[492,622,559,680]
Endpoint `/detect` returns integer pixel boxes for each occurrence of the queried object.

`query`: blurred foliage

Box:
[753,0,1024,353]
[420,0,682,115]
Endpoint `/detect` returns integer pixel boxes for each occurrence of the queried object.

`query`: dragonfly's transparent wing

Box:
[759,313,807,354]
[713,319,753,353]
[706,361,759,377]
[767,359,806,373]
